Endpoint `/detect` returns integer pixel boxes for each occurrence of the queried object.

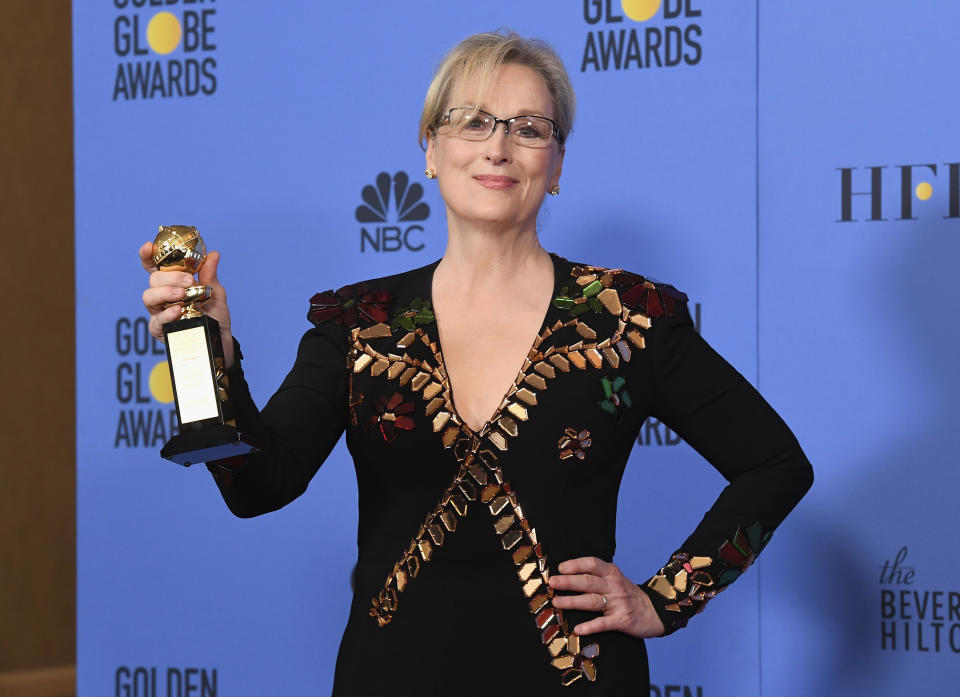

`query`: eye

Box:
[462,117,488,131]
[513,119,545,139]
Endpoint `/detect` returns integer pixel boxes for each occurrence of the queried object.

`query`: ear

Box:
[425,133,436,173]
[549,147,565,189]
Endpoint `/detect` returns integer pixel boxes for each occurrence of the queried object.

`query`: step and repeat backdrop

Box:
[74,1,959,695]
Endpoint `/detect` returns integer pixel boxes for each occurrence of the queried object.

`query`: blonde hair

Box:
[418,29,576,149]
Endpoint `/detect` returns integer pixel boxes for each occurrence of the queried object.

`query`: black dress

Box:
[206,254,813,695]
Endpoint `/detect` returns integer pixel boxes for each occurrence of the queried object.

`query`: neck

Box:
[437,215,551,291]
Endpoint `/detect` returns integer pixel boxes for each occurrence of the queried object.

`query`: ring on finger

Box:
[599,593,607,611]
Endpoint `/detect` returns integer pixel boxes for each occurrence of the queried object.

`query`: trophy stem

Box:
[181,284,213,319]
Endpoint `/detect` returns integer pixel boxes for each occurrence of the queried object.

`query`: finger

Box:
[198,250,220,287]
[149,270,195,288]
[143,286,185,312]
[549,572,603,593]
[572,615,617,637]
[139,241,158,272]
[552,592,607,612]
[557,557,610,576]
[148,305,183,340]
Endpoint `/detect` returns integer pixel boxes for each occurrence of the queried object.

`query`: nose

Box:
[484,124,512,165]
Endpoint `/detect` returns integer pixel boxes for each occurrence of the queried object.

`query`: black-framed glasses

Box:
[436,107,563,148]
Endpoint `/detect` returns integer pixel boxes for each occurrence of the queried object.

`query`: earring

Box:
[549,185,560,196]
[425,168,437,179]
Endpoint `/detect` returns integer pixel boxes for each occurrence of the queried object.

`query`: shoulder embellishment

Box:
[308,282,392,328]
[553,264,687,320]
[389,297,435,331]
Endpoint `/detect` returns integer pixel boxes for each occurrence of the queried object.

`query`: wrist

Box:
[221,330,236,368]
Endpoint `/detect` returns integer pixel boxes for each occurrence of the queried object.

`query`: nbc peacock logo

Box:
[356,172,430,253]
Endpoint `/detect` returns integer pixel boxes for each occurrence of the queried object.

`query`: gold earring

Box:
[549,185,560,196]
[425,168,437,179]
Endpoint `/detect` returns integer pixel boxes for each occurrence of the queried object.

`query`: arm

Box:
[637,301,814,634]
[139,241,349,519]
[204,322,349,518]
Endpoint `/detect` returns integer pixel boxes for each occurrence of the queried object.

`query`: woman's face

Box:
[425,63,564,234]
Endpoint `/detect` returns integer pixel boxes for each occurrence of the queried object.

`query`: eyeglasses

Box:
[436,107,563,148]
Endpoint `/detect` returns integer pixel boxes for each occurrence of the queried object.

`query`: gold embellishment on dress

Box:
[410,371,431,391]
[596,288,622,314]
[533,362,557,379]
[398,366,417,386]
[558,428,591,460]
[524,374,548,390]
[585,348,603,369]
[497,415,518,437]
[432,411,451,432]
[626,329,646,350]
[488,430,508,451]
[441,426,459,447]
[576,323,597,340]
[358,322,392,339]
[506,402,529,421]
[515,388,538,405]
[602,347,620,369]
[353,353,373,373]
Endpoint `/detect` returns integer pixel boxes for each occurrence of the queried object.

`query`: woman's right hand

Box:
[139,241,235,368]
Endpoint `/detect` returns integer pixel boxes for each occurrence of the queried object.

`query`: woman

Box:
[140,30,812,694]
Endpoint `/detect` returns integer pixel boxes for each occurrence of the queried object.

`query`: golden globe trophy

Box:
[153,225,257,466]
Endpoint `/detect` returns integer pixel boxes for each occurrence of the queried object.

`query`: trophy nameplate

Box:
[152,225,258,466]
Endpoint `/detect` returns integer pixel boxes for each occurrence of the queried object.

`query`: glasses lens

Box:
[508,117,555,147]
[446,108,493,140]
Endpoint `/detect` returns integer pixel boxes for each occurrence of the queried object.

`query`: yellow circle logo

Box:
[147,12,182,55]
[622,0,662,21]
[149,361,174,404]
[915,182,933,201]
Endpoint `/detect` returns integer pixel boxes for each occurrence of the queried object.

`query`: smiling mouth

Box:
[474,175,518,189]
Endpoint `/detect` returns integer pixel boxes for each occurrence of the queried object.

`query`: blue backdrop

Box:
[74,1,960,695]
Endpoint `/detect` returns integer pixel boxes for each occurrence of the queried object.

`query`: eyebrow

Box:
[470,105,551,118]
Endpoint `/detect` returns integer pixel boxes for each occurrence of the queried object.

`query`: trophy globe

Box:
[152,225,213,319]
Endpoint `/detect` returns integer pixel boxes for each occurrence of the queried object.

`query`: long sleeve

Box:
[637,300,813,634]
[205,321,350,518]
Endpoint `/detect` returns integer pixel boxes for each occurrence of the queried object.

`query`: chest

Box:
[434,300,548,432]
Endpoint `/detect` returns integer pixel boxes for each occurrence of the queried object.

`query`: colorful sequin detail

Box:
[308,282,392,327]
[599,375,632,418]
[389,297,435,331]
[554,266,686,321]
[646,523,772,632]
[558,428,591,460]
[365,392,415,443]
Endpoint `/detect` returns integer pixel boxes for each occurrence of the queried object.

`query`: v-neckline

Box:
[426,252,564,437]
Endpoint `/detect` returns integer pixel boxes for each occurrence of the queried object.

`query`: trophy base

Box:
[161,425,258,467]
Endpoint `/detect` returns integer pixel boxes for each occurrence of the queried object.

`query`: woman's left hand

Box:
[548,557,665,639]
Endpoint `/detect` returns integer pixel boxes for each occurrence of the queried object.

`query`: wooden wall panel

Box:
[0,0,76,690]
